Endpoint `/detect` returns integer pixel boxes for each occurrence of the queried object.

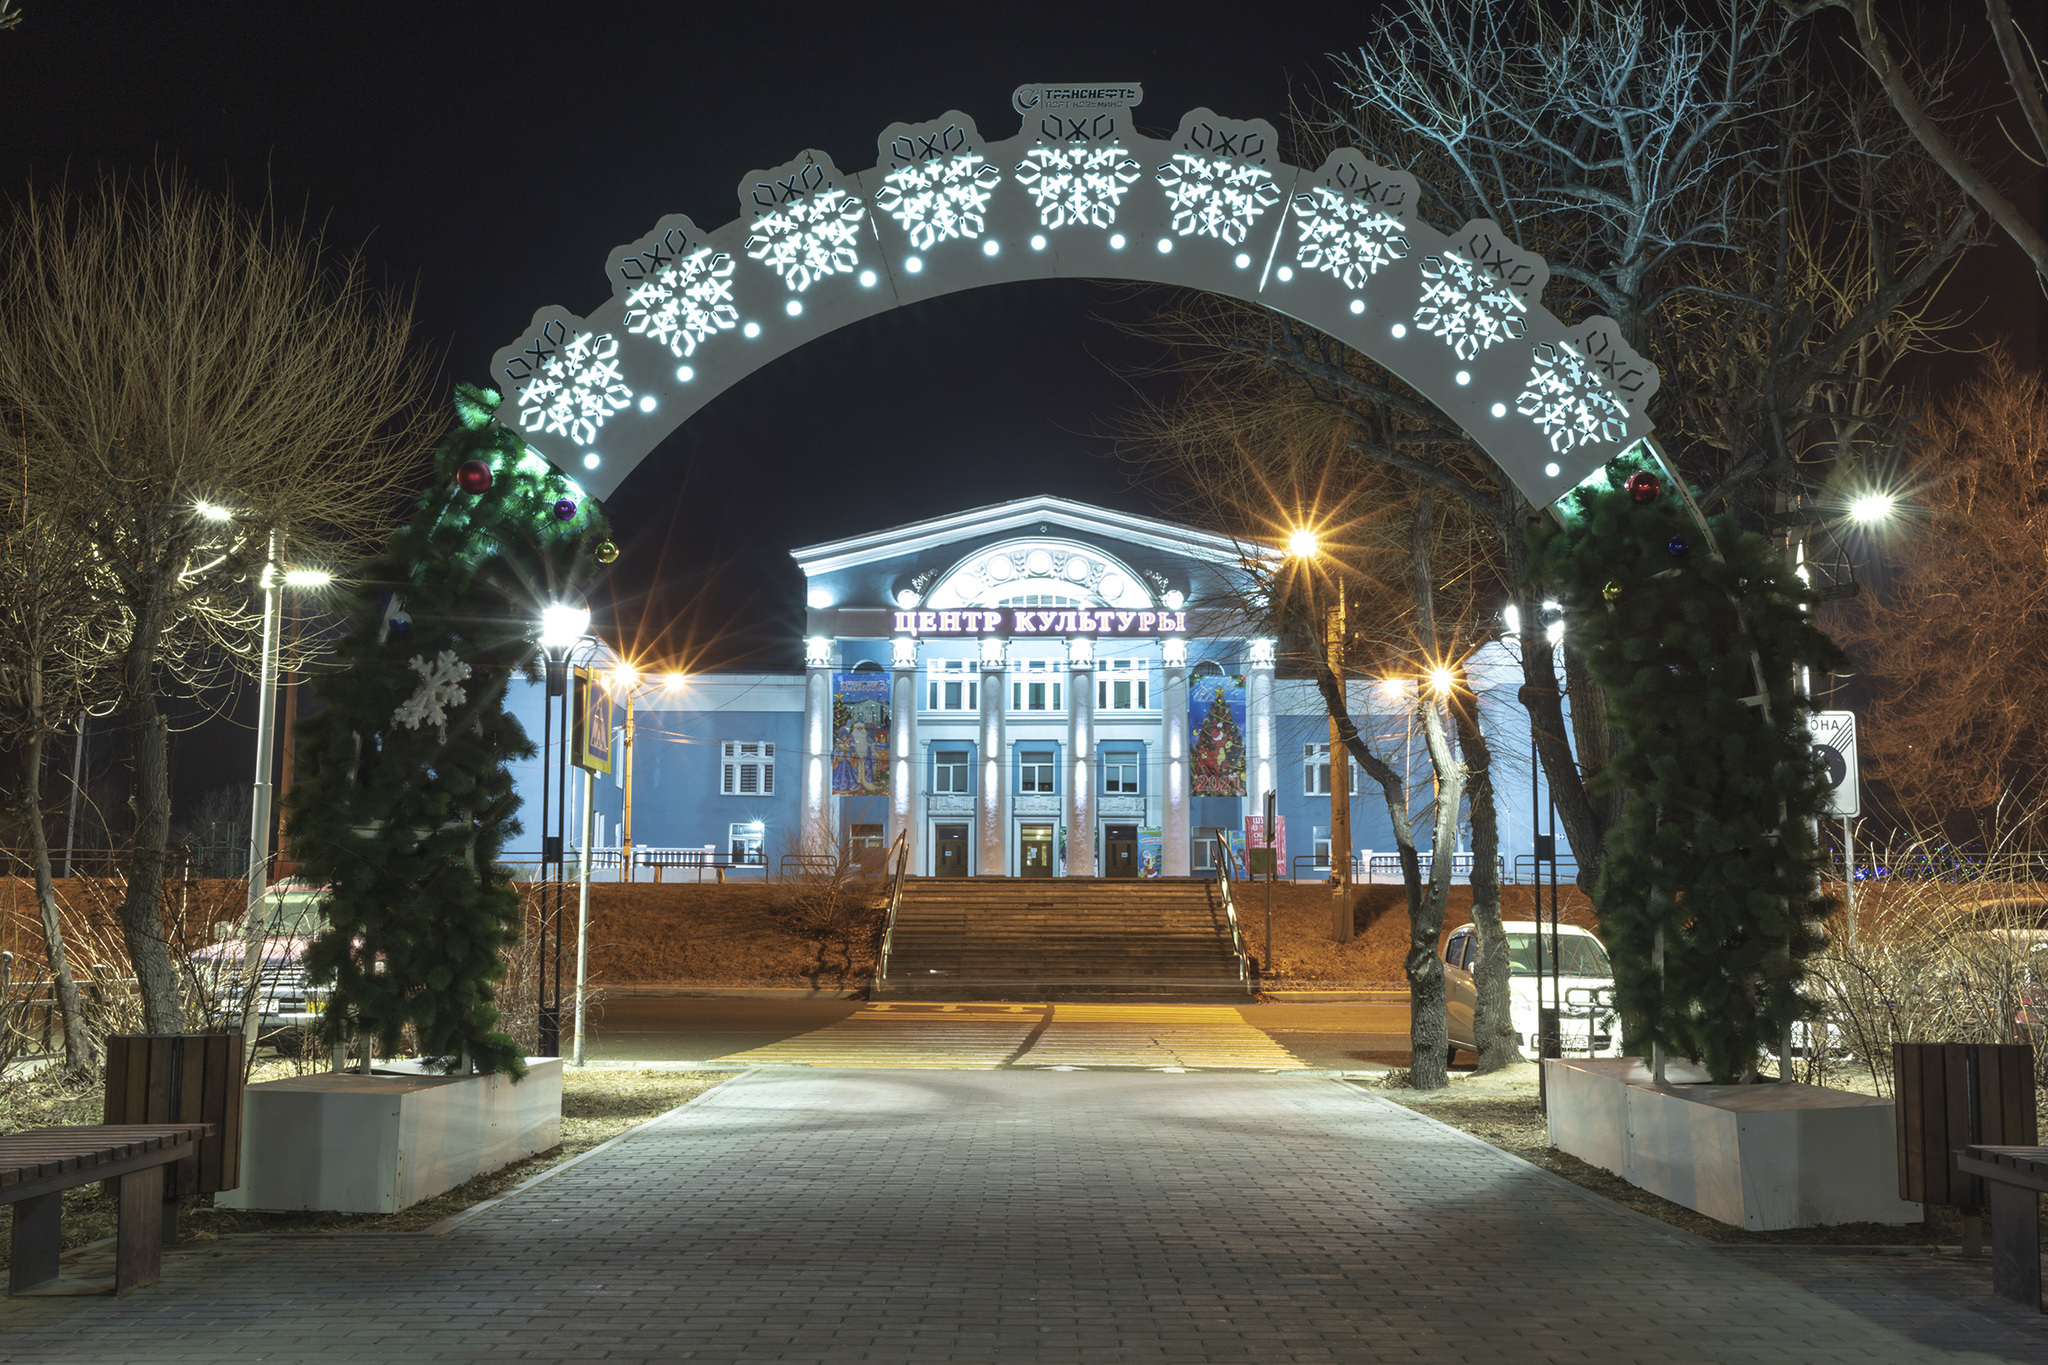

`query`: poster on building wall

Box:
[1139,828,1163,878]
[830,671,891,795]
[1190,675,1247,796]
[1244,816,1286,874]
[1225,829,1248,875]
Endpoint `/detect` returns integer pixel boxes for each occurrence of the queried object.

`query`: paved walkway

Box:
[4,1071,2043,1364]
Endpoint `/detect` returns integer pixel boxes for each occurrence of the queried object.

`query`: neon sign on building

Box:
[893,609,1187,637]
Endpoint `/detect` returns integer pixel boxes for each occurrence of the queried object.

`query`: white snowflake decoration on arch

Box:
[1013,143,1141,230]
[1154,154,1280,245]
[1292,187,1410,289]
[1414,252,1529,360]
[1516,342,1630,453]
[622,247,739,359]
[515,331,632,446]
[745,189,866,292]
[875,152,1001,250]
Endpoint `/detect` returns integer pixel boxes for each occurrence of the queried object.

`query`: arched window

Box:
[852,659,884,672]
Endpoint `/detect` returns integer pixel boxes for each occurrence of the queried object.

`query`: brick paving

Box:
[3,1070,2044,1363]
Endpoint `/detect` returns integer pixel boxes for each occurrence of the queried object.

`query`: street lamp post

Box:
[1286,528,1353,942]
[536,604,592,1058]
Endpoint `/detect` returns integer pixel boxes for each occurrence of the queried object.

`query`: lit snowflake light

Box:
[1013,143,1142,230]
[1516,342,1630,453]
[1414,252,1529,360]
[622,247,739,359]
[515,331,632,446]
[1155,154,1280,245]
[875,152,1000,250]
[745,189,866,292]
[1292,187,1410,288]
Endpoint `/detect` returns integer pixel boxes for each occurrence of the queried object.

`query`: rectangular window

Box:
[1304,742,1359,794]
[1097,661,1151,711]
[928,662,976,711]
[1193,827,1219,872]
[934,749,970,795]
[1102,751,1139,795]
[721,742,775,796]
[730,822,765,864]
[1312,825,1331,869]
[1019,749,1055,794]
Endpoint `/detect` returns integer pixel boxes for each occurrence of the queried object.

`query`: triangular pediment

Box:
[790,495,1248,576]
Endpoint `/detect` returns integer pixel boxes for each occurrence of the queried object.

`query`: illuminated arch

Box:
[492,84,1660,507]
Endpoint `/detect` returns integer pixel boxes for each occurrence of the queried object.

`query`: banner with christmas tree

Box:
[831,672,891,795]
[1190,676,1247,796]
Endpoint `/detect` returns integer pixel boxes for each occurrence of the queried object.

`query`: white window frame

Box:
[1018,748,1055,795]
[1303,742,1361,796]
[1097,658,1152,711]
[1101,750,1140,795]
[926,659,977,712]
[721,741,775,796]
[933,748,971,795]
[729,821,766,864]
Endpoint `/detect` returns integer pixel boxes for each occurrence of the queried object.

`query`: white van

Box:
[1442,920,1622,1063]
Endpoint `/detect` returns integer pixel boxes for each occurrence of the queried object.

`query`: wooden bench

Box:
[1956,1145,2048,1312]
[2,1123,213,1295]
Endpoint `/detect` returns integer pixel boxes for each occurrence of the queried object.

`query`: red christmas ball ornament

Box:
[456,460,493,494]
[1625,470,1661,503]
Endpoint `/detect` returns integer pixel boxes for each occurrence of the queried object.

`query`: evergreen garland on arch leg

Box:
[1529,459,1846,1082]
[286,383,611,1075]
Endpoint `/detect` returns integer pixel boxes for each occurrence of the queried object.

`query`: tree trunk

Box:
[23,714,92,1074]
[1451,676,1517,1072]
[118,617,184,1034]
[1408,697,1465,1091]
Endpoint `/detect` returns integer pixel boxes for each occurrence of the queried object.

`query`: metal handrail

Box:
[1210,839,1251,989]
[874,830,912,986]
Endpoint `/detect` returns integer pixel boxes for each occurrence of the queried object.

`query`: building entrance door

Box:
[1019,824,1055,878]
[1104,825,1138,878]
[934,824,969,877]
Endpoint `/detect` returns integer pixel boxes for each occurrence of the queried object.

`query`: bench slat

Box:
[0,1125,212,1204]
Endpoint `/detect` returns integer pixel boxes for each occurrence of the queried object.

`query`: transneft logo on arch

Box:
[893,609,1187,637]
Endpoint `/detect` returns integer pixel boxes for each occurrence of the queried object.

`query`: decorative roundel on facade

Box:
[987,556,1013,580]
[1100,574,1126,601]
[492,85,1661,509]
[1065,557,1091,581]
[1026,549,1053,575]
[923,538,1156,612]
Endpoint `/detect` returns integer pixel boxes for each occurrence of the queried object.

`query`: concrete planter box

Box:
[1544,1057,1923,1231]
[214,1058,562,1214]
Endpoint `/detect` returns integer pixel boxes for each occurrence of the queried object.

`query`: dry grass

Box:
[0,1062,730,1264]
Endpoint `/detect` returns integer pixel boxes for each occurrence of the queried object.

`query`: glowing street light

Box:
[1286,527,1320,559]
[281,568,333,589]
[1849,493,1897,525]
[194,500,236,522]
[539,602,592,653]
[1427,666,1456,696]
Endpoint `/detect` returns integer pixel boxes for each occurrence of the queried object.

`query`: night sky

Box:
[2,1,2038,819]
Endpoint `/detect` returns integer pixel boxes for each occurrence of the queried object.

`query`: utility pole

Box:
[1327,585,1353,942]
[620,692,636,882]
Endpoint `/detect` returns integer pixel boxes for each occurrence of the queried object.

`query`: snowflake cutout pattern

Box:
[1292,186,1410,289]
[391,650,473,742]
[745,189,866,293]
[1155,154,1280,245]
[1516,342,1630,454]
[515,331,632,447]
[1013,143,1141,230]
[875,152,1000,251]
[622,247,739,359]
[1413,251,1530,360]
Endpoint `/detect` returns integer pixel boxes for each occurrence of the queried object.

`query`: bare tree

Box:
[0,172,433,1031]
[1142,0,1977,896]
[0,490,125,1073]
[1783,0,2048,289]
[1829,350,2048,830]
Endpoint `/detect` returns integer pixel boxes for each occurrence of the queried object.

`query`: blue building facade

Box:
[506,496,1554,881]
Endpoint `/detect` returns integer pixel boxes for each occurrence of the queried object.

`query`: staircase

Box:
[873,878,1250,1001]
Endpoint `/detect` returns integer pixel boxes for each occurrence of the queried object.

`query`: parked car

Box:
[1442,920,1621,1063]
[186,882,331,1053]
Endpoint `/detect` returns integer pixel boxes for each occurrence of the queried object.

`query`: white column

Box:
[1065,636,1096,877]
[802,635,834,857]
[978,635,1007,876]
[1248,639,1276,841]
[889,635,918,871]
[1162,639,1191,877]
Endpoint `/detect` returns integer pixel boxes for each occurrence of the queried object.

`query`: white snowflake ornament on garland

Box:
[392,650,473,742]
